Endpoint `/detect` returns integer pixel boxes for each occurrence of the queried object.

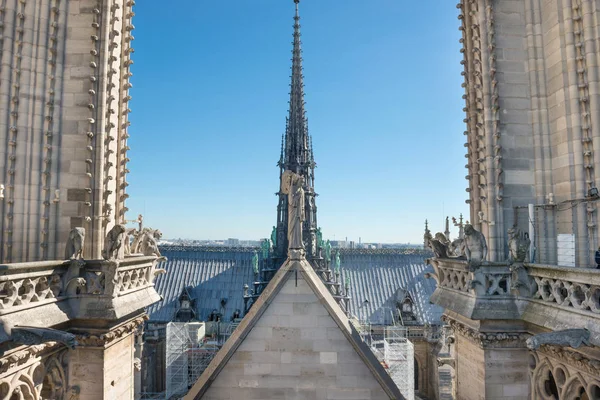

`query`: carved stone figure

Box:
[12,326,77,349]
[252,251,259,275]
[271,226,277,248]
[124,228,137,256]
[448,238,465,258]
[316,227,323,249]
[464,224,487,268]
[65,227,85,260]
[429,232,450,258]
[102,224,126,260]
[325,239,332,262]
[131,227,150,254]
[526,329,591,350]
[139,230,161,257]
[261,239,270,259]
[281,170,305,250]
[507,226,531,263]
[335,251,341,272]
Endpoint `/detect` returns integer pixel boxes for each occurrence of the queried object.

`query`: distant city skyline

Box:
[126,1,468,243]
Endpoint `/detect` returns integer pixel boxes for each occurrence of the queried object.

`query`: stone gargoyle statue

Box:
[429,233,451,258]
[124,227,137,256]
[65,227,85,260]
[102,224,127,260]
[12,326,78,349]
[139,229,162,257]
[507,226,531,263]
[448,238,466,258]
[464,224,487,269]
[526,329,591,350]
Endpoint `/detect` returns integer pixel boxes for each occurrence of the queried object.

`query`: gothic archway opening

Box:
[574,386,589,400]
[544,370,559,399]
[590,385,600,400]
[414,358,419,391]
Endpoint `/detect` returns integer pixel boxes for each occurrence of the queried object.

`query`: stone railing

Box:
[525,263,600,315]
[426,257,600,345]
[426,258,518,320]
[0,260,70,313]
[0,255,163,342]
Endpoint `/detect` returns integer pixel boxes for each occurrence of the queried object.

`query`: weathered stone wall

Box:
[484,347,529,399]
[460,0,600,265]
[104,334,135,399]
[202,271,391,400]
[455,332,485,400]
[0,0,134,263]
[69,333,136,400]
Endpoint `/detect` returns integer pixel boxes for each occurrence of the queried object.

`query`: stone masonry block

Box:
[319,352,337,364]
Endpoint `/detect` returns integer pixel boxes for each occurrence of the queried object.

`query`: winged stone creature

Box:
[429,233,450,259]
[102,224,126,260]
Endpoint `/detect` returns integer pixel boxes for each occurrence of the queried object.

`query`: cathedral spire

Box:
[284,0,311,170]
[275,0,318,260]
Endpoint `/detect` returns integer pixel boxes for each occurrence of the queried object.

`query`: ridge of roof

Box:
[184,256,405,400]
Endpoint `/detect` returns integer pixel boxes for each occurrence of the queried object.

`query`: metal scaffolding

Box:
[165,322,217,400]
[359,325,415,400]
[382,327,414,400]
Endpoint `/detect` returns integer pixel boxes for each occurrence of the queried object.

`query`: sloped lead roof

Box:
[147,247,441,326]
[183,257,405,400]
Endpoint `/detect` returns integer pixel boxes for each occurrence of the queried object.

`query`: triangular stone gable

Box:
[185,259,404,400]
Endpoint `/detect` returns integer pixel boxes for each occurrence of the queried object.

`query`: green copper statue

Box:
[325,240,332,262]
[252,251,259,275]
[316,227,323,249]
[271,226,277,248]
[335,251,341,272]
[261,239,270,259]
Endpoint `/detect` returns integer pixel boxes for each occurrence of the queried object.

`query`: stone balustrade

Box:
[427,258,519,320]
[522,263,600,345]
[525,263,600,314]
[0,255,163,342]
[426,257,600,346]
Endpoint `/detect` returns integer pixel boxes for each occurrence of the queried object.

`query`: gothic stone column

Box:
[68,316,145,400]
[448,317,530,400]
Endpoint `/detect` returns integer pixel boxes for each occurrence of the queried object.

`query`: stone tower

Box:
[460,0,600,266]
[0,0,135,263]
[274,0,318,260]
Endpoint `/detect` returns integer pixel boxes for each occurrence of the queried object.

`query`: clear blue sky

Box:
[127,1,469,244]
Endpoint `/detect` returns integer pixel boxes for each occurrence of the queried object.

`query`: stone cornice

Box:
[444,316,529,349]
[75,315,146,348]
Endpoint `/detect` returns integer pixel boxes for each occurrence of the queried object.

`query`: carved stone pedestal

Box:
[447,316,530,400]
[288,248,305,260]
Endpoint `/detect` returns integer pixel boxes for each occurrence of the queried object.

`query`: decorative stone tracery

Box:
[529,346,600,400]
[0,344,68,400]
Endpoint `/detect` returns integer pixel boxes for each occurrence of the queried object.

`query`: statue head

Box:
[434,232,448,243]
[464,224,475,236]
[113,224,127,235]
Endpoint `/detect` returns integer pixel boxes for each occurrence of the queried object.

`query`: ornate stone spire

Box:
[275,0,318,260]
[283,0,312,171]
